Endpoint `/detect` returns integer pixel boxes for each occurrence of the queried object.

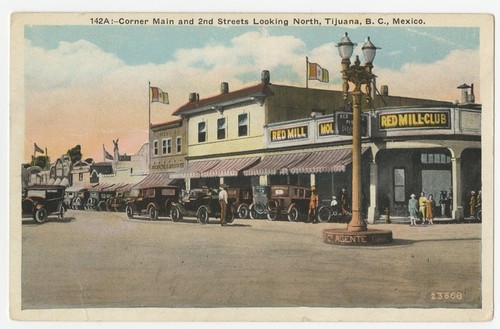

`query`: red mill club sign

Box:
[270,125,308,142]
[379,110,451,130]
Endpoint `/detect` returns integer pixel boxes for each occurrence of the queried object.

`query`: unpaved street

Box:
[21,210,481,309]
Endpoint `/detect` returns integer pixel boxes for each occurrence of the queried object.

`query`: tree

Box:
[66,145,82,164]
[32,155,49,169]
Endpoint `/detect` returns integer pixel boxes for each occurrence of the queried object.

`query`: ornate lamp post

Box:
[337,33,379,232]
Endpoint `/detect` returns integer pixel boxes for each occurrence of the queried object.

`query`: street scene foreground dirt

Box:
[21,210,481,310]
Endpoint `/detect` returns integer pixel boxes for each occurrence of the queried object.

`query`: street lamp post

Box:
[336,33,378,232]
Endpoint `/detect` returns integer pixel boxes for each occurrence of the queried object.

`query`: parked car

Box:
[227,187,252,219]
[248,185,270,219]
[170,187,235,224]
[71,188,90,210]
[266,184,311,222]
[108,185,136,212]
[22,185,67,223]
[125,185,180,220]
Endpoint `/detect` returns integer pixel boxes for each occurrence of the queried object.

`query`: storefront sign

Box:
[270,125,308,142]
[318,121,335,136]
[337,112,368,136]
[379,111,450,130]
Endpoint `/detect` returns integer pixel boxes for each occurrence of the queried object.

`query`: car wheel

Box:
[125,205,134,219]
[171,205,182,222]
[318,206,331,222]
[267,210,277,221]
[476,209,482,222]
[287,205,299,222]
[249,204,258,219]
[254,202,266,215]
[34,208,48,224]
[149,205,158,220]
[57,205,66,220]
[197,206,209,224]
[237,204,249,219]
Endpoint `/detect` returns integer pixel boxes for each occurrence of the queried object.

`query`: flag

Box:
[103,145,114,160]
[150,87,169,104]
[308,62,329,82]
[34,143,44,154]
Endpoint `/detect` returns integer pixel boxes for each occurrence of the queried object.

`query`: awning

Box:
[288,147,370,174]
[169,160,220,179]
[243,152,312,176]
[133,172,172,189]
[88,183,116,192]
[200,157,260,177]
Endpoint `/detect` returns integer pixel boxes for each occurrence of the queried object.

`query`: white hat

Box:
[411,194,416,198]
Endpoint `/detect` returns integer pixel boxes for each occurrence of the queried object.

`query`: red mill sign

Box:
[270,125,308,142]
[379,110,451,130]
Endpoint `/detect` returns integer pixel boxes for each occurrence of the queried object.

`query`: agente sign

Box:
[379,111,450,130]
[270,125,308,142]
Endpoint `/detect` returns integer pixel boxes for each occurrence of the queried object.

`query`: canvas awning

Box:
[200,157,260,177]
[133,172,172,189]
[87,183,116,192]
[169,160,220,179]
[243,152,312,176]
[288,147,370,174]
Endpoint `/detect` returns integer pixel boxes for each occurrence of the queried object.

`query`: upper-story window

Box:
[238,113,248,137]
[176,136,182,153]
[153,140,159,156]
[162,138,172,154]
[217,118,226,140]
[421,153,451,164]
[198,121,207,143]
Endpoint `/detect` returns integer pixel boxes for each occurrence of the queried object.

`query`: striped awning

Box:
[200,157,260,177]
[169,160,220,179]
[243,152,312,176]
[288,147,369,174]
[88,183,116,192]
[133,172,172,189]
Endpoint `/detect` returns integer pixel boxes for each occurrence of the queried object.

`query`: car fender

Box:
[171,202,187,215]
[287,203,299,214]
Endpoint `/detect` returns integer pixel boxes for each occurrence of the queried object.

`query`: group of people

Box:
[408,192,435,226]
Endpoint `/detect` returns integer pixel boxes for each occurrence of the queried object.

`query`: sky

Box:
[22,22,480,162]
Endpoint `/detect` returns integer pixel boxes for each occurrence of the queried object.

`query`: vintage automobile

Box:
[227,187,252,219]
[84,183,118,211]
[248,185,270,219]
[22,185,67,223]
[125,185,180,220]
[108,184,136,212]
[170,188,235,224]
[71,188,90,210]
[266,184,311,222]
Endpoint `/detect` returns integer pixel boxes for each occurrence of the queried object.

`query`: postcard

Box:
[9,12,494,322]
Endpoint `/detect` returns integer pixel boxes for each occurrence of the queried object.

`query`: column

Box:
[367,160,379,224]
[451,157,464,222]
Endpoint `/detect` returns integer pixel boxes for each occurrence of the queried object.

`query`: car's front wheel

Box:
[170,205,183,222]
[125,205,134,219]
[148,205,158,220]
[34,208,48,224]
[197,206,209,224]
[287,205,299,222]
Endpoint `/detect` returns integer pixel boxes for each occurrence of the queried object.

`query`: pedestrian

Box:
[340,188,349,223]
[418,192,427,224]
[307,185,319,223]
[439,190,447,217]
[426,193,435,225]
[469,191,476,219]
[408,194,418,226]
[219,184,228,226]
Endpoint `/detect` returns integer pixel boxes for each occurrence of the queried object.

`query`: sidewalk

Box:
[373,216,456,225]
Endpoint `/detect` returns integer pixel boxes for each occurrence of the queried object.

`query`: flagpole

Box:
[148,81,151,169]
[305,56,309,112]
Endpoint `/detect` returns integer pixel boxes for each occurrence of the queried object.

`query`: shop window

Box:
[238,113,248,136]
[176,136,182,153]
[217,118,226,140]
[393,168,406,203]
[421,152,451,164]
[153,140,159,156]
[198,122,206,143]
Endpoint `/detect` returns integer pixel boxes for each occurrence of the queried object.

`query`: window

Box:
[217,118,226,140]
[421,153,451,164]
[162,138,172,154]
[176,136,182,153]
[394,168,406,202]
[153,140,159,156]
[79,173,83,181]
[238,113,248,136]
[198,122,206,143]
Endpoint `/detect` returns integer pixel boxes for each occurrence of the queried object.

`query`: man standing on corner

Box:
[219,184,228,226]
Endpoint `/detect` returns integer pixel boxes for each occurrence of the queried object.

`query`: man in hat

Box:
[219,184,228,226]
